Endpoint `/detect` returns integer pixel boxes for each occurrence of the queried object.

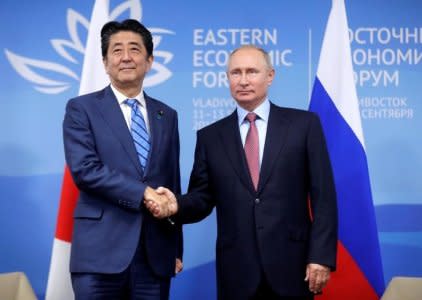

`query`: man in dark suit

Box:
[146,45,337,299]
[63,19,182,299]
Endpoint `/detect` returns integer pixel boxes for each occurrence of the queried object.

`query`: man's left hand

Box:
[175,258,183,274]
[305,263,331,294]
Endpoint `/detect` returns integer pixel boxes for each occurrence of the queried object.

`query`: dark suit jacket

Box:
[177,103,337,299]
[63,85,182,278]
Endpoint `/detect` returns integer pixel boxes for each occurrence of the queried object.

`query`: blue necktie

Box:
[126,99,150,170]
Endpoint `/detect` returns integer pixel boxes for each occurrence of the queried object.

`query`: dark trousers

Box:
[251,272,314,300]
[71,239,170,300]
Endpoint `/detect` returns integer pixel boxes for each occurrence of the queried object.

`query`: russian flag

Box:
[309,0,385,299]
[45,1,109,299]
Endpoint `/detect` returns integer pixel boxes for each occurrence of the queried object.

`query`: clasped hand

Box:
[144,186,178,218]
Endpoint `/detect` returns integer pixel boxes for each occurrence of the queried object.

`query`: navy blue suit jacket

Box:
[63,85,182,277]
[177,103,337,299]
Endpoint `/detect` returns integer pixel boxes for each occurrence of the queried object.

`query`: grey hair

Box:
[227,45,274,70]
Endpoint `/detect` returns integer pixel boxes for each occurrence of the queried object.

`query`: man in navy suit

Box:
[63,19,182,299]
[147,45,337,299]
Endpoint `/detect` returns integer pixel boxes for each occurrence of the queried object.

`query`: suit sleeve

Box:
[171,111,183,259]
[307,113,338,270]
[63,99,146,211]
[176,130,215,224]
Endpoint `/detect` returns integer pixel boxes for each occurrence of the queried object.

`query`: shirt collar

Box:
[110,84,146,108]
[237,98,270,126]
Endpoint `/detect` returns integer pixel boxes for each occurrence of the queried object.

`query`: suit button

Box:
[255,198,260,204]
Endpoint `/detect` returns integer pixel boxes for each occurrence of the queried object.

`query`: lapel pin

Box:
[157,110,164,119]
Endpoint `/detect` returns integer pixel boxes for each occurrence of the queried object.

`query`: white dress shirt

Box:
[110,84,150,134]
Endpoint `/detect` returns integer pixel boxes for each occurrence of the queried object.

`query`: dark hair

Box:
[100,19,153,58]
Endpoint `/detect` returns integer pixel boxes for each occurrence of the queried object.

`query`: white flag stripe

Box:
[316,0,365,148]
[79,0,110,96]
[45,239,73,300]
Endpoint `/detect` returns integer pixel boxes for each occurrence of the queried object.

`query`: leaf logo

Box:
[4,0,174,94]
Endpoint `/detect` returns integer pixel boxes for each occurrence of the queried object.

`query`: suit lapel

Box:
[218,111,256,194]
[95,86,144,177]
[258,104,290,193]
[144,93,163,176]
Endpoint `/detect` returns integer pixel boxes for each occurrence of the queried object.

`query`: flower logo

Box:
[4,0,174,94]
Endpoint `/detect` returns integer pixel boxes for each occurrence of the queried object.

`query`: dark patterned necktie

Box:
[244,112,259,190]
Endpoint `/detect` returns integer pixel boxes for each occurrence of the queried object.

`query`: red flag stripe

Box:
[55,165,79,242]
[317,241,379,300]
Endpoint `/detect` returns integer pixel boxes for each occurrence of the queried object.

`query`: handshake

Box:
[144,186,178,219]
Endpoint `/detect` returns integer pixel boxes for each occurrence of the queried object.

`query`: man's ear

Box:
[146,55,154,72]
[103,57,109,74]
